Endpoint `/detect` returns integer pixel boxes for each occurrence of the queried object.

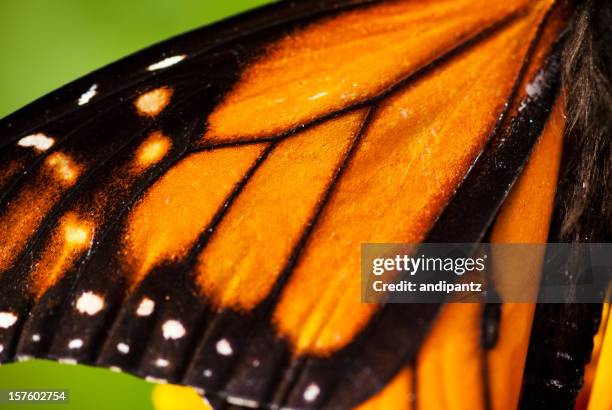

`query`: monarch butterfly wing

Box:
[153,87,569,410]
[0,0,383,364]
[575,303,612,410]
[0,0,384,149]
[0,1,572,409]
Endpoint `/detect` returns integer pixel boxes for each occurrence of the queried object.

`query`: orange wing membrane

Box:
[0,0,581,409]
[205,0,534,143]
[274,3,549,355]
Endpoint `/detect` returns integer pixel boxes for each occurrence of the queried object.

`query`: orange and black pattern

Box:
[0,1,607,409]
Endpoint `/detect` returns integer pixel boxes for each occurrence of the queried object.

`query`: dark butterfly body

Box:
[0,1,609,409]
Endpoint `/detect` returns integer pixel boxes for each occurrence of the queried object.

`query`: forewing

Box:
[0,1,569,409]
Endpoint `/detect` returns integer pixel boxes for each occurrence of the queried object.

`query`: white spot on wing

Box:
[75,291,104,315]
[215,338,233,356]
[227,396,259,408]
[78,84,98,105]
[17,133,54,151]
[59,358,77,365]
[117,343,130,354]
[109,366,122,373]
[548,379,564,388]
[556,351,572,360]
[526,71,545,98]
[147,55,186,71]
[155,358,169,368]
[145,376,168,384]
[303,383,320,402]
[162,320,185,340]
[0,344,3,353]
[203,369,212,377]
[68,339,83,349]
[136,297,155,316]
[0,312,18,329]
[32,334,41,342]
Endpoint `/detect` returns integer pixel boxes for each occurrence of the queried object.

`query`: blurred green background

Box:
[0,0,273,118]
[0,1,272,409]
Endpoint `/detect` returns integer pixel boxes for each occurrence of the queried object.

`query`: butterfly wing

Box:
[0,0,578,409]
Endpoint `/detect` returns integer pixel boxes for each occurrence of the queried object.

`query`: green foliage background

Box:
[0,1,272,409]
[0,0,272,117]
